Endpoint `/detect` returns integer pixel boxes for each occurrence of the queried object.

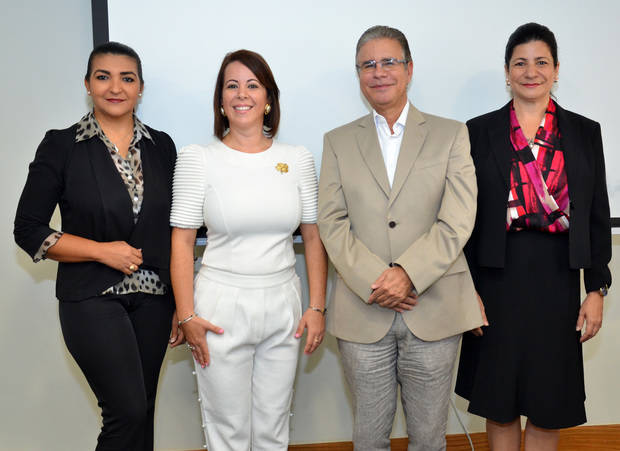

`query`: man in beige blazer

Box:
[318,26,484,450]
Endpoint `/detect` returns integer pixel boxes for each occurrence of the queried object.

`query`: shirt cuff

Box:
[33,231,63,262]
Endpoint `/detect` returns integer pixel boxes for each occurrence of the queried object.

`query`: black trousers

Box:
[59,292,174,451]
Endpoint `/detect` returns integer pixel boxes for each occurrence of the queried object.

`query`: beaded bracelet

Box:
[178,313,196,326]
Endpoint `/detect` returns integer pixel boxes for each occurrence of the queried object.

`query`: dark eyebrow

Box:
[93,69,137,77]
[512,56,551,62]
[225,78,260,84]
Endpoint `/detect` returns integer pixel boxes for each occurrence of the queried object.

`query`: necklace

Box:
[107,128,134,157]
[112,128,134,148]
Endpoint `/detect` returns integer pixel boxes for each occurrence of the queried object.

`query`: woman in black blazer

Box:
[456,23,611,450]
[14,42,179,450]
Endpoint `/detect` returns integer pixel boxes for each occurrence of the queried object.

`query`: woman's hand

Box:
[182,316,224,368]
[43,234,142,274]
[295,308,325,354]
[471,292,489,336]
[169,310,186,348]
[297,223,327,354]
[576,291,604,343]
[96,241,143,274]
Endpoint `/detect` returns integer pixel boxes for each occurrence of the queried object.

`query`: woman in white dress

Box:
[169,49,327,450]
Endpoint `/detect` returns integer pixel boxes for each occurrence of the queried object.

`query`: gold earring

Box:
[220,106,226,116]
[264,104,271,115]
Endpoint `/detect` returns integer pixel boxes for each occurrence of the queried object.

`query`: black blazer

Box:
[14,122,177,302]
[465,101,611,293]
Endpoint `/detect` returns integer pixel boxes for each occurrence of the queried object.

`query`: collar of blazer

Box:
[487,102,513,188]
[555,102,588,208]
[487,101,586,196]
[355,103,428,206]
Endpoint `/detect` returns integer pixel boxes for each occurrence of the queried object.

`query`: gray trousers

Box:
[338,314,460,451]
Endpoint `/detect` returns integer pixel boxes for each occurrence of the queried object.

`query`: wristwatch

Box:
[599,285,609,297]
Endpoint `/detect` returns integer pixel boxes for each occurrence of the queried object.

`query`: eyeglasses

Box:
[356,58,408,73]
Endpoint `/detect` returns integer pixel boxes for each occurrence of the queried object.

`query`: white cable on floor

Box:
[450,397,475,451]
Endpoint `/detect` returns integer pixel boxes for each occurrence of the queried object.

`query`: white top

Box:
[373,103,409,187]
[170,140,318,276]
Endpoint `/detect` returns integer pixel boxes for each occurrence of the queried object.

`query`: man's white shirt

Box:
[372,103,409,187]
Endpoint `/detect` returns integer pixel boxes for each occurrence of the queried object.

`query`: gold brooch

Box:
[275,163,289,174]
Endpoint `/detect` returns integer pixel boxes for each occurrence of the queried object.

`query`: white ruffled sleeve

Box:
[170,144,206,229]
[297,147,318,224]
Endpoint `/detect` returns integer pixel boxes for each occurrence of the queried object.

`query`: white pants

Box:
[193,266,302,451]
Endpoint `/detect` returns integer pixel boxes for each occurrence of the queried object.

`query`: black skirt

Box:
[456,230,586,429]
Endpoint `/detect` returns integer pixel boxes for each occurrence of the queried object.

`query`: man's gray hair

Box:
[355,25,412,63]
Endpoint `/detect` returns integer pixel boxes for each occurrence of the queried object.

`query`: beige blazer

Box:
[318,104,483,343]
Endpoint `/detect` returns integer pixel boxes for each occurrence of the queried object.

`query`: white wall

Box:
[1,2,99,450]
[1,1,619,450]
[107,0,620,216]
